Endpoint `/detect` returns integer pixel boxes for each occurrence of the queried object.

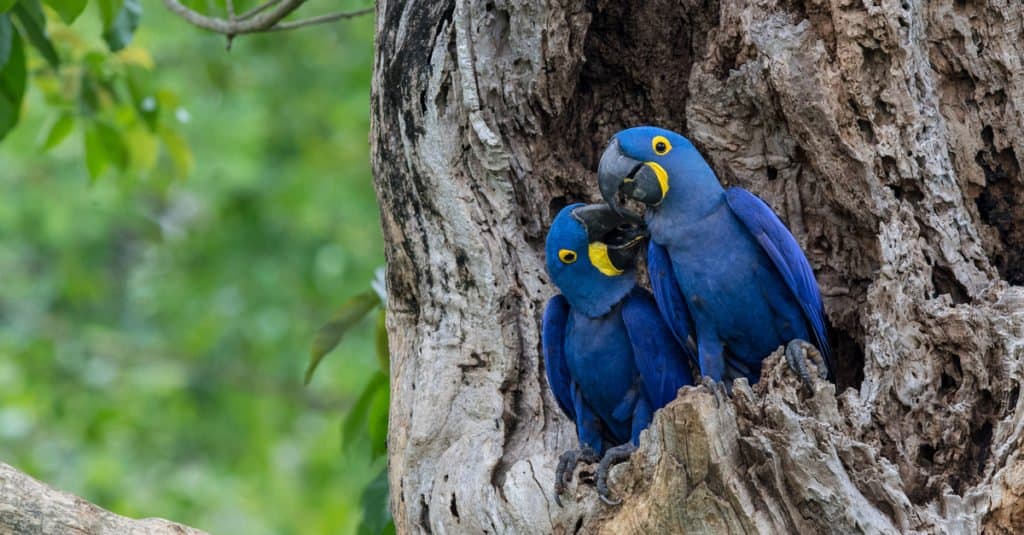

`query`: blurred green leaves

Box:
[1,0,385,533]
[307,268,392,534]
[0,0,184,177]
[0,16,26,140]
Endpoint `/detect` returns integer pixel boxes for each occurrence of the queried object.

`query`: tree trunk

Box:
[371,0,1024,532]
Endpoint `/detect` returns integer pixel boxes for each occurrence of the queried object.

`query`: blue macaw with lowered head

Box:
[596,126,833,387]
[542,202,694,504]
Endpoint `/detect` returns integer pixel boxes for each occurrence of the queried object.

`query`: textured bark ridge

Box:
[0,463,207,535]
[371,0,1024,533]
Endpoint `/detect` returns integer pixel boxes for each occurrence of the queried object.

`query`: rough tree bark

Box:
[0,463,207,534]
[373,0,1024,533]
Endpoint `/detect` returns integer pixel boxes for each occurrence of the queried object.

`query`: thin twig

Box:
[163,0,373,35]
[238,0,281,20]
[267,7,374,31]
[163,0,304,34]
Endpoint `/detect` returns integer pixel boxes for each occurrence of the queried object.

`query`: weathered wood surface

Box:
[0,463,207,535]
[372,0,1024,533]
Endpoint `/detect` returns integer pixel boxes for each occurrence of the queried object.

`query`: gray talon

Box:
[785,339,825,390]
[596,442,637,505]
[701,375,725,407]
[555,446,599,506]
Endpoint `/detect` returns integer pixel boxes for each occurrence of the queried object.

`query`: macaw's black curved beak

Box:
[598,138,665,220]
[571,203,649,272]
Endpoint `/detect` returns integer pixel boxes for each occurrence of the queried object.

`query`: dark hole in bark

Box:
[895,180,924,203]
[831,325,865,391]
[548,196,569,218]
[940,371,957,393]
[450,494,459,519]
[574,516,584,534]
[971,420,994,475]
[918,444,936,465]
[930,264,971,304]
[1008,384,1021,416]
[541,0,696,169]
[857,119,875,144]
[766,165,778,181]
[974,126,1023,284]
[420,494,433,534]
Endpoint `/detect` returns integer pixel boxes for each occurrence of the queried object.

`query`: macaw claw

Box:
[701,375,727,406]
[785,338,827,390]
[554,446,600,506]
[595,442,637,505]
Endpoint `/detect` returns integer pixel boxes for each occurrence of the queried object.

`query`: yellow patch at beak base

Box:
[645,161,670,201]
[588,242,624,276]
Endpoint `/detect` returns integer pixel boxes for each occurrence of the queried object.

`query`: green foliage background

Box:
[0,2,387,533]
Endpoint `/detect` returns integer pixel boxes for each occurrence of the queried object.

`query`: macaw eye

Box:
[558,249,577,264]
[652,135,672,156]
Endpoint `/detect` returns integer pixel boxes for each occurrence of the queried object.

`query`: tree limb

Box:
[0,463,207,535]
[162,0,372,36]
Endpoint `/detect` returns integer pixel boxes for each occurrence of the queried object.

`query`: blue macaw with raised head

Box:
[543,202,694,504]
[596,126,833,387]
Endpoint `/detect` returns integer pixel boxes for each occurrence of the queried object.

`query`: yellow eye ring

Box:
[558,249,577,264]
[652,135,672,156]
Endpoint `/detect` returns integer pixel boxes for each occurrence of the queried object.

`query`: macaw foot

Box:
[785,339,827,390]
[595,442,637,505]
[554,446,600,506]
[700,375,728,406]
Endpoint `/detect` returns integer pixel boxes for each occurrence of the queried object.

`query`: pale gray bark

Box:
[372,0,1024,533]
[0,463,207,535]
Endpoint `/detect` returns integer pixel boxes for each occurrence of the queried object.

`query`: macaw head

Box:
[545,203,647,317]
[597,126,720,220]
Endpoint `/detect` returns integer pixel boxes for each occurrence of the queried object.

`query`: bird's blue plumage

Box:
[621,288,695,408]
[542,295,575,420]
[724,188,833,376]
[601,126,832,384]
[542,204,694,454]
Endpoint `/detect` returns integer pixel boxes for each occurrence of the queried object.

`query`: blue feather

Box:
[542,295,575,421]
[724,188,833,377]
[647,241,698,364]
[622,288,695,409]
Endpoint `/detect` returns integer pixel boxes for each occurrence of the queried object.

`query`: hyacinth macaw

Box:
[596,126,833,387]
[543,203,694,504]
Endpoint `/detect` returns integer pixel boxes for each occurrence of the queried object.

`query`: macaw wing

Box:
[647,240,698,365]
[622,288,695,409]
[724,187,833,377]
[542,295,576,420]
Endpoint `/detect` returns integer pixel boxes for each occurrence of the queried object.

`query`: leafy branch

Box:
[306,267,393,535]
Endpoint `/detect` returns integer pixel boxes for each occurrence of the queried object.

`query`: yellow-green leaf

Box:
[38,111,73,150]
[305,290,379,384]
[340,372,387,455]
[43,0,87,24]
